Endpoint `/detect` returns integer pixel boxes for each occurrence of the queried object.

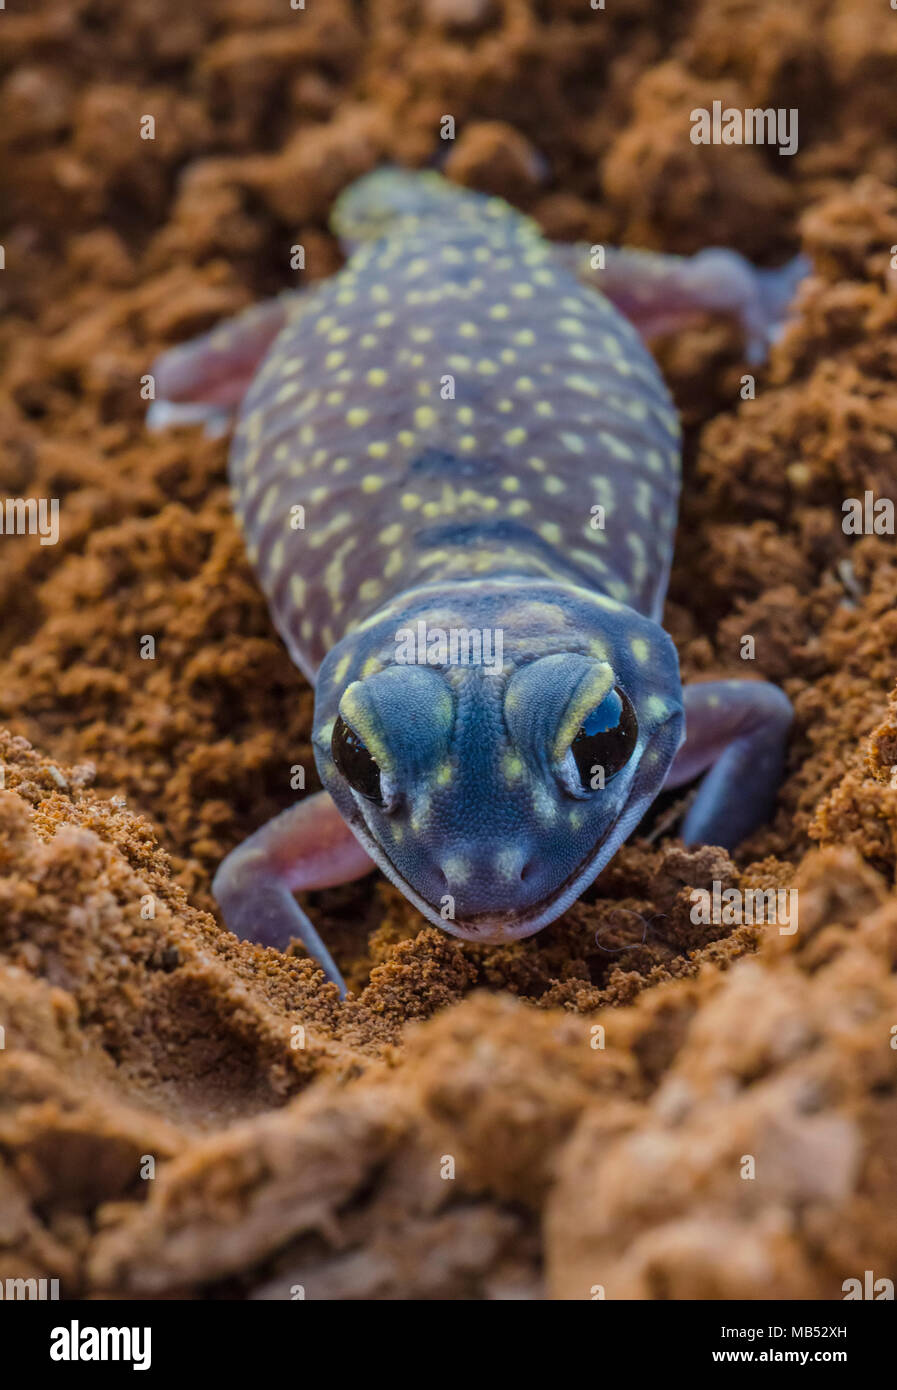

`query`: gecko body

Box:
[150,169,801,994]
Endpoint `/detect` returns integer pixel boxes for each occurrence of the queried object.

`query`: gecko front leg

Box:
[212,792,374,997]
[664,680,793,849]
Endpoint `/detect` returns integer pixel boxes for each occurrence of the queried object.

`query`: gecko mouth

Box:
[443,821,619,940]
[342,715,683,943]
[347,782,625,943]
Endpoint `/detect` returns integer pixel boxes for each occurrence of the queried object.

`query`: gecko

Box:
[148,167,805,998]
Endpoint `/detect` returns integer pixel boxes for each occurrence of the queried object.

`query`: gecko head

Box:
[314,612,684,943]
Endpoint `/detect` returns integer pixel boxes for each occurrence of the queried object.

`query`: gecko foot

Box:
[563,243,811,365]
[147,294,294,434]
[210,793,375,1000]
[665,679,793,848]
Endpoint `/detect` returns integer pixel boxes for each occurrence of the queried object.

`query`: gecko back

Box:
[228,168,682,680]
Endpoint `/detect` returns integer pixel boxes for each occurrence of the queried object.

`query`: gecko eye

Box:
[567,687,639,793]
[331,715,383,805]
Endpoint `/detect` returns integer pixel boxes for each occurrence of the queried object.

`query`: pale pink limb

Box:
[664,680,793,849]
[146,294,297,434]
[212,791,374,998]
[555,243,810,364]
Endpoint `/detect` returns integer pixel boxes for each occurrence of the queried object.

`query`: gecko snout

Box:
[431,841,563,929]
[438,842,531,888]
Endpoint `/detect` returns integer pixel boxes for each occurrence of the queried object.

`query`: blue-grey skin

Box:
[149,169,799,997]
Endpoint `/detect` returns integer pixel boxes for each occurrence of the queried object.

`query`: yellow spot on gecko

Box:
[599,432,635,461]
[532,784,558,824]
[566,373,600,397]
[495,847,523,880]
[410,793,431,834]
[442,855,470,885]
[332,655,351,685]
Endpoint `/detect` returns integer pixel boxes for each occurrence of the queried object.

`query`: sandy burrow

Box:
[0,724,896,1298]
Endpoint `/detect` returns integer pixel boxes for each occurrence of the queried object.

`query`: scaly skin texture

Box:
[149,169,798,996]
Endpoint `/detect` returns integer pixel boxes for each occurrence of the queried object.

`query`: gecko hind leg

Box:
[212,792,375,998]
[146,294,296,437]
[664,680,793,849]
[556,243,810,365]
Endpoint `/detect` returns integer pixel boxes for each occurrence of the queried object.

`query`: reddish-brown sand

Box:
[1,0,896,1298]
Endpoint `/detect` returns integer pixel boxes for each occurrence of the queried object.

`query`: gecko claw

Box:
[213,869,348,999]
